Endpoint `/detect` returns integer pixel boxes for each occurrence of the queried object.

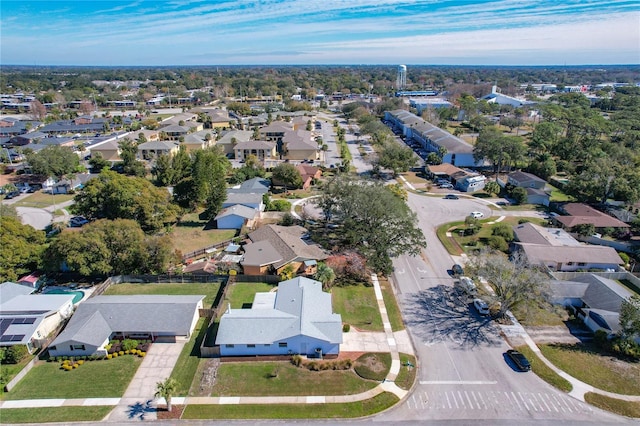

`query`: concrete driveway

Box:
[106,338,188,422]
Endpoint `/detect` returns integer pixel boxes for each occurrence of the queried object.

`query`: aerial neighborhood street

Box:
[1,1,640,424]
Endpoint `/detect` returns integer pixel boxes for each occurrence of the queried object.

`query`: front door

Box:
[300,342,307,355]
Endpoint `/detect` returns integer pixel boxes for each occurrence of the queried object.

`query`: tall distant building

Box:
[396,65,407,90]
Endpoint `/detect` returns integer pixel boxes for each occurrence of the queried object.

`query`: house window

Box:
[71,344,85,351]
[264,344,270,347]
[278,342,288,348]
[49,345,56,351]
[247,344,255,348]
[225,344,235,348]
[578,262,587,266]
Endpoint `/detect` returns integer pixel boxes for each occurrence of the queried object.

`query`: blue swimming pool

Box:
[43,288,84,304]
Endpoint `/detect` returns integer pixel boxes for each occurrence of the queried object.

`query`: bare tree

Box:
[29,100,47,121]
[467,249,550,317]
[79,100,94,116]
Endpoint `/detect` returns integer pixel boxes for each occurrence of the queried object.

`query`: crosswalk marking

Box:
[404,390,592,414]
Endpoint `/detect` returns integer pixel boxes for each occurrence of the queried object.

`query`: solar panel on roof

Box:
[10,335,24,342]
[21,317,36,324]
[0,319,12,335]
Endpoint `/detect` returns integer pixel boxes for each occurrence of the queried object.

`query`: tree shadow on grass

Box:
[402,284,503,349]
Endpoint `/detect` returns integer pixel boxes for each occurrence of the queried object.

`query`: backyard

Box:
[168,210,237,255]
[103,281,222,308]
[223,281,277,310]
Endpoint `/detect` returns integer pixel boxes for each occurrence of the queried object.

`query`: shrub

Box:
[342,323,351,332]
[307,361,319,371]
[488,235,509,252]
[77,360,84,365]
[518,218,531,224]
[63,365,73,371]
[269,199,291,212]
[118,351,124,356]
[3,345,29,364]
[107,354,113,359]
[122,339,139,352]
[491,223,514,241]
[112,352,118,358]
[139,352,146,357]
[291,355,303,367]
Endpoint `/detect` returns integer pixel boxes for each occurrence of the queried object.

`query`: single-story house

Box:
[215,204,258,230]
[222,192,264,212]
[241,224,328,276]
[507,170,547,190]
[555,203,630,230]
[89,139,121,162]
[228,177,271,195]
[550,274,634,336]
[512,222,624,272]
[49,295,204,357]
[296,164,322,190]
[216,277,342,357]
[524,187,550,206]
[0,282,74,353]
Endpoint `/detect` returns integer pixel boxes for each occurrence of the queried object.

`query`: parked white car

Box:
[473,298,490,316]
[469,211,484,219]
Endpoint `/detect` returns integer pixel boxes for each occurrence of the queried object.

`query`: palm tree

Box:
[155,377,178,412]
[314,262,336,290]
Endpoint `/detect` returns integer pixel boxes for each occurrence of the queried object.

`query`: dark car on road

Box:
[451,264,464,276]
[444,194,459,200]
[4,191,20,199]
[69,216,90,227]
[506,349,531,371]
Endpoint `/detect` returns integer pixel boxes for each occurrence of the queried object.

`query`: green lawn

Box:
[511,300,568,327]
[539,343,640,395]
[11,192,75,208]
[211,361,379,396]
[3,355,142,400]
[170,317,209,396]
[516,346,572,392]
[183,392,399,419]
[449,216,547,254]
[549,185,575,202]
[436,221,465,256]
[169,211,236,254]
[224,282,277,311]
[104,282,221,308]
[378,277,404,331]
[585,392,640,419]
[354,353,391,381]
[0,353,37,398]
[395,353,417,390]
[0,406,114,424]
[332,285,383,332]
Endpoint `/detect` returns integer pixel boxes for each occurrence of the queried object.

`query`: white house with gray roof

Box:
[49,295,204,357]
[0,282,74,353]
[216,277,342,357]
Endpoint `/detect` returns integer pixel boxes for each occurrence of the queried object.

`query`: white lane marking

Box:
[420,380,497,385]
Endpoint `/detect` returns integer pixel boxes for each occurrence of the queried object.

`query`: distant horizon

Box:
[2,63,639,69]
[1,1,638,66]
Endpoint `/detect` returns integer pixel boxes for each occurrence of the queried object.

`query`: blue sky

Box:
[1,0,639,66]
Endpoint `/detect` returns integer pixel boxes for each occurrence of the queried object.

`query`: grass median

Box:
[0,406,114,424]
[183,392,399,419]
[584,393,640,419]
[516,346,572,393]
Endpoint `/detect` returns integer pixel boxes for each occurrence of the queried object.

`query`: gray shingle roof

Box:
[216,277,342,345]
[245,224,327,269]
[516,243,623,266]
[215,204,257,220]
[51,295,204,348]
[0,282,34,302]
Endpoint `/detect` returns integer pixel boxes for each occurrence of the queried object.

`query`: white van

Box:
[455,276,477,295]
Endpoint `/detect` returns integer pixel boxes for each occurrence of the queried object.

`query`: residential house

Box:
[0,119,42,138]
[550,274,634,336]
[40,118,109,135]
[507,171,547,190]
[229,177,271,195]
[425,164,485,192]
[137,140,179,160]
[241,224,328,276]
[234,140,277,162]
[259,121,294,153]
[296,164,322,190]
[206,109,232,129]
[217,130,252,156]
[135,129,160,142]
[89,139,121,162]
[181,134,211,153]
[282,130,318,161]
[49,173,97,194]
[222,192,264,212]
[555,203,630,231]
[215,204,258,230]
[512,222,623,272]
[48,295,204,357]
[9,131,49,146]
[0,282,74,353]
[159,124,190,141]
[216,277,342,357]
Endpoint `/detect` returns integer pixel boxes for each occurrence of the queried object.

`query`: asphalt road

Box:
[376,193,629,424]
